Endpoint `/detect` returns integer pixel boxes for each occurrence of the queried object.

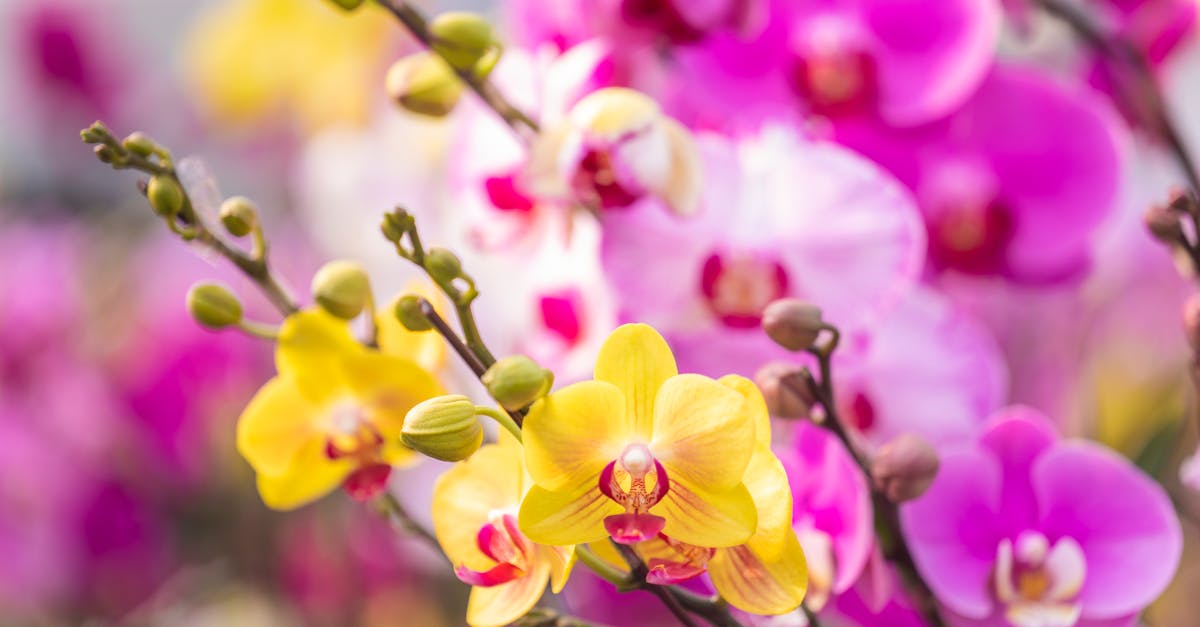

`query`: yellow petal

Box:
[236,376,325,476]
[255,438,353,510]
[432,443,526,570]
[652,374,754,491]
[594,323,677,441]
[519,482,622,547]
[543,544,577,594]
[377,282,449,372]
[741,446,794,561]
[658,477,757,549]
[344,350,444,439]
[718,374,773,449]
[465,558,550,627]
[709,531,808,616]
[524,380,629,491]
[275,308,360,403]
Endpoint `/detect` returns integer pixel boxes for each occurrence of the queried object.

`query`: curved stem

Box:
[476,406,523,443]
[574,546,630,587]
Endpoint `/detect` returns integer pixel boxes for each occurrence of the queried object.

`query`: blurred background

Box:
[2,0,1200,625]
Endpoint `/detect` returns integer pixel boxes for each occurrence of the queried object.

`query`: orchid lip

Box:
[454,513,533,588]
[600,445,672,543]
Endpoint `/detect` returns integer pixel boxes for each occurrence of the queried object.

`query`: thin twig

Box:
[374,0,540,141]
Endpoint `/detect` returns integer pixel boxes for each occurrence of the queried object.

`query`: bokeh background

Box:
[3,0,1200,625]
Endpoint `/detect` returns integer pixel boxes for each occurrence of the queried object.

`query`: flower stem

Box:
[574,546,629,587]
[475,406,524,443]
[373,0,540,141]
[796,324,946,627]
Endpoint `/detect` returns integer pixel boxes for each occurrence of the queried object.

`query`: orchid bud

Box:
[762,299,824,351]
[187,282,243,329]
[483,355,554,411]
[219,196,259,237]
[121,132,155,157]
[395,294,433,332]
[93,145,116,164]
[380,211,406,242]
[311,260,371,319]
[872,434,939,503]
[80,121,109,144]
[428,11,496,72]
[401,395,484,461]
[385,52,463,118]
[1183,294,1200,352]
[754,362,815,418]
[1145,203,1183,243]
[327,0,365,10]
[425,247,463,284]
[147,175,185,219]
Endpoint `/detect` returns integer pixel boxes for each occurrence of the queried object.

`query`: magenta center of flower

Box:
[993,531,1086,626]
[620,0,706,44]
[455,512,534,588]
[599,444,671,544]
[571,145,645,210]
[324,403,391,502]
[789,19,879,117]
[927,197,1016,276]
[700,251,789,329]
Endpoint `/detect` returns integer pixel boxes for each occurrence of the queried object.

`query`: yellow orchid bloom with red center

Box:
[638,376,808,615]
[433,438,574,627]
[519,323,758,549]
[236,308,442,510]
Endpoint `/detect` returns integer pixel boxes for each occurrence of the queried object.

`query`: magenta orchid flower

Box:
[836,64,1130,283]
[901,407,1182,627]
[600,124,925,379]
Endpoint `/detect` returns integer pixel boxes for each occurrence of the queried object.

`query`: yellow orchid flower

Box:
[432,437,574,627]
[638,376,808,615]
[236,308,442,510]
[518,323,758,549]
[181,0,395,131]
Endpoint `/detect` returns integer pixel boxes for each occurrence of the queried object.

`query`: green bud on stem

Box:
[122,132,155,157]
[425,247,463,283]
[147,176,185,219]
[401,395,484,461]
[220,196,259,237]
[385,52,463,117]
[429,12,497,72]
[395,294,433,331]
[187,282,244,329]
[483,355,553,411]
[311,260,372,319]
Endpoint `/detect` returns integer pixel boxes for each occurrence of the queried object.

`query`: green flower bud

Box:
[122,132,155,157]
[482,355,554,412]
[429,12,496,72]
[401,395,483,461]
[385,52,463,117]
[187,282,243,329]
[380,211,406,242]
[80,121,109,144]
[311,260,372,319]
[93,145,116,164]
[220,196,259,237]
[762,299,824,351]
[425,247,462,283]
[147,175,185,219]
[395,294,433,331]
[327,0,365,10]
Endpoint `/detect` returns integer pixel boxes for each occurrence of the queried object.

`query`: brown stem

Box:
[791,330,947,627]
[375,0,540,141]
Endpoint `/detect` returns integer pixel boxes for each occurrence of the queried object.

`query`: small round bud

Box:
[395,294,433,331]
[428,12,496,71]
[219,196,259,237]
[1183,294,1200,352]
[401,395,484,461]
[93,145,116,164]
[381,212,406,242]
[871,434,940,503]
[1145,203,1184,243]
[762,299,824,351]
[482,355,554,411]
[385,52,463,118]
[754,362,816,418]
[425,247,463,283]
[147,175,185,218]
[327,0,365,10]
[187,282,244,329]
[311,260,371,319]
[122,132,155,157]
